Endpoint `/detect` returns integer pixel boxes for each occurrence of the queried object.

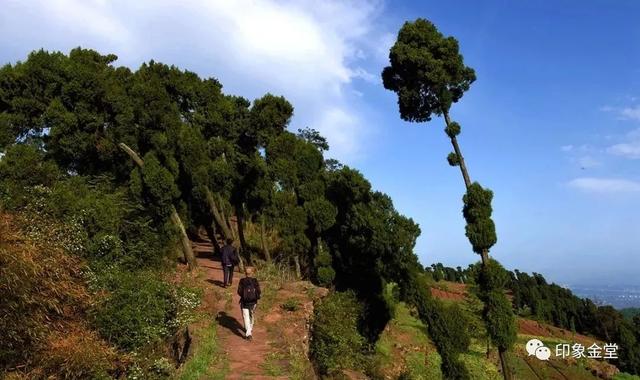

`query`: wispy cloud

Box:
[568,177,640,193]
[561,144,603,168]
[620,105,640,121]
[0,0,388,162]
[607,128,640,159]
[600,104,640,122]
[576,156,602,168]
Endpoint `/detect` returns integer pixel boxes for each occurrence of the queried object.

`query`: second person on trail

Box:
[237,266,261,341]
[221,238,239,287]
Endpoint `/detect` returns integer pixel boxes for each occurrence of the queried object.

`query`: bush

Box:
[92,269,177,351]
[382,282,400,318]
[281,298,300,312]
[316,266,336,287]
[314,247,335,287]
[310,291,367,375]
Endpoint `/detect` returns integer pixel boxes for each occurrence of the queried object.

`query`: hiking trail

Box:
[194,240,277,379]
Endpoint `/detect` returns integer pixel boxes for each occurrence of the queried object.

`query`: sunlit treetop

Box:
[382,18,476,122]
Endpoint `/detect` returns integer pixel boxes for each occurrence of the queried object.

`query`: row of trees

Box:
[0,48,345,280]
[1,47,434,376]
[431,262,640,375]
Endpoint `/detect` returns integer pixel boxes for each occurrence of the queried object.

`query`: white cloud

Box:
[560,144,574,152]
[620,105,640,121]
[0,0,388,163]
[568,177,640,193]
[576,156,602,168]
[316,107,367,159]
[607,128,640,159]
[600,104,640,122]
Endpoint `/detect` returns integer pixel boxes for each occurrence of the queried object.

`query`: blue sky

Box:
[2,0,639,286]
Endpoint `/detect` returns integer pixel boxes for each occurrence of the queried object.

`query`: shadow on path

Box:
[216,311,245,339]
[207,279,227,288]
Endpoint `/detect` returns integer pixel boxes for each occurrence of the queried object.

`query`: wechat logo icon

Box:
[526,339,551,361]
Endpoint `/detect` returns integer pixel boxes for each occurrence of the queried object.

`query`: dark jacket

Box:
[221,244,236,266]
[237,277,261,307]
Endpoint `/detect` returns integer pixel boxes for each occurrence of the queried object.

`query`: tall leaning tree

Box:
[382,19,515,380]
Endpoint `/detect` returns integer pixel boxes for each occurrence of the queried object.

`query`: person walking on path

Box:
[237,266,261,341]
[221,238,238,287]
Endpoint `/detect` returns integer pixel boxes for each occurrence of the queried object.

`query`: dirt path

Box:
[194,244,286,380]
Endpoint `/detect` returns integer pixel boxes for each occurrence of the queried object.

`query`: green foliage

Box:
[474,260,516,357]
[410,274,470,380]
[480,291,516,351]
[615,373,640,380]
[178,320,227,380]
[0,144,60,208]
[281,298,300,312]
[444,121,461,138]
[315,246,336,287]
[310,291,368,375]
[382,282,400,319]
[382,18,476,121]
[316,267,336,288]
[447,152,460,166]
[91,269,176,351]
[297,127,329,151]
[476,259,510,293]
[0,47,450,377]
[462,183,497,255]
[622,308,640,320]
[249,93,294,147]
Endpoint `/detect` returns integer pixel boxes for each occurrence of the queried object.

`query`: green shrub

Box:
[314,247,335,287]
[310,291,367,375]
[92,269,177,351]
[316,266,336,287]
[382,282,400,318]
[281,298,300,312]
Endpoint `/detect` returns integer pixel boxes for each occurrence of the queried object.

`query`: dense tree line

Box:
[432,262,640,375]
[0,48,438,377]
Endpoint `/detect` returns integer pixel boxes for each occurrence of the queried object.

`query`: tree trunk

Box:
[293,255,301,279]
[170,207,198,270]
[217,193,237,241]
[443,112,472,189]
[236,204,249,263]
[481,248,489,266]
[118,143,197,271]
[498,349,512,380]
[237,251,246,273]
[260,213,271,262]
[205,188,233,241]
[204,221,221,257]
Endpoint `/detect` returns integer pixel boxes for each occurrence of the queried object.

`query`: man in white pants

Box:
[237,266,261,341]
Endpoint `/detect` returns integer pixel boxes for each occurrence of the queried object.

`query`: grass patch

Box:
[177,320,227,380]
[261,352,286,376]
[403,351,442,380]
[372,303,444,379]
[286,346,315,380]
[615,373,640,380]
[459,349,500,380]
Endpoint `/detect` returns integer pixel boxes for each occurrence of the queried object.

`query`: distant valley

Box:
[571,284,640,309]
